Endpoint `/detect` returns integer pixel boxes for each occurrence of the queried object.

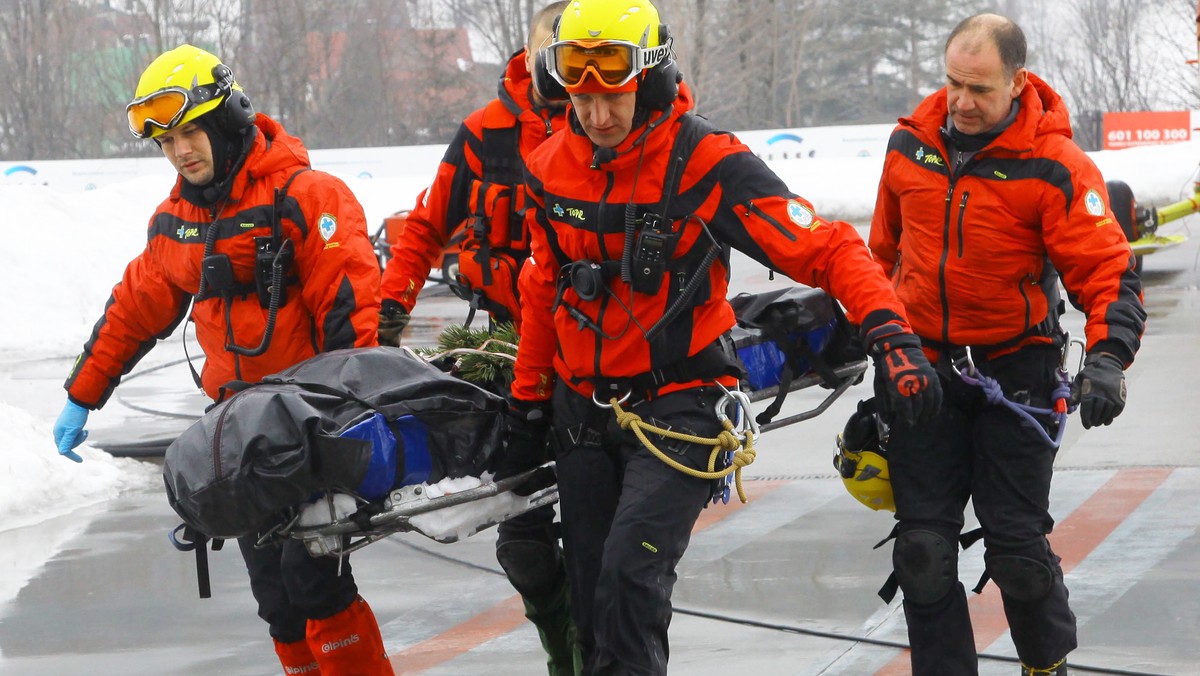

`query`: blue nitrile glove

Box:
[865,322,942,427]
[52,400,90,463]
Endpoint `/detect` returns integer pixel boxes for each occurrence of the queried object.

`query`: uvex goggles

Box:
[125,65,233,139]
[545,38,672,90]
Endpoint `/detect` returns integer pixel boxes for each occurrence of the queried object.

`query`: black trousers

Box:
[886,345,1077,674]
[550,382,724,676]
[237,535,360,643]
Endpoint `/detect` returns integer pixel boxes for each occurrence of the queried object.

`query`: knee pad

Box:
[893,529,958,606]
[985,553,1054,602]
[496,539,565,601]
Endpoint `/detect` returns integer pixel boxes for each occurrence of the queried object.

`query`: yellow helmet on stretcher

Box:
[833,399,894,512]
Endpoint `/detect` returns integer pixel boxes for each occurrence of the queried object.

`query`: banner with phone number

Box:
[1103,111,1191,150]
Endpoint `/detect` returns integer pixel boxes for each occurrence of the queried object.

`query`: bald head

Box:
[945,13,1026,79]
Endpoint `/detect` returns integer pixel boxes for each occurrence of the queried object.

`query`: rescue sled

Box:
[1107,179,1192,275]
[281,463,559,556]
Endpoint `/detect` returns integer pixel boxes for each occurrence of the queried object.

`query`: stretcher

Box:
[165,287,866,562]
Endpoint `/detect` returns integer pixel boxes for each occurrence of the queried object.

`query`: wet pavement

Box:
[2,241,1198,675]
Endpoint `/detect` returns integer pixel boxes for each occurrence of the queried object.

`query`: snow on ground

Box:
[0,134,1195,554]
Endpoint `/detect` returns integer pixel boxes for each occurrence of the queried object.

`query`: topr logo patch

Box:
[1083,189,1106,217]
[318,213,338,242]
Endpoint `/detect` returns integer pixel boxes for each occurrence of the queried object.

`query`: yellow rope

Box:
[609,397,757,503]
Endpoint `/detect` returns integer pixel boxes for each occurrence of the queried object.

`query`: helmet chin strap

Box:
[588,105,672,169]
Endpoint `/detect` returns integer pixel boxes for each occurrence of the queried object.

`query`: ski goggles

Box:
[545,38,672,91]
[125,65,235,139]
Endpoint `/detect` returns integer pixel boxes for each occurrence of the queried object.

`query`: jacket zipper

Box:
[210,392,239,480]
[745,202,797,241]
[594,171,616,377]
[956,192,970,258]
[1018,273,1034,331]
[939,183,954,342]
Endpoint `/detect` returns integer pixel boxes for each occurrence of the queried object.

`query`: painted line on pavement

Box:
[388,480,785,673]
[873,467,1173,675]
[983,467,1200,660]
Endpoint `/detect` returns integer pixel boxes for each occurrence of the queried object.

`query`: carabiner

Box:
[593,388,632,408]
[953,345,978,378]
[715,381,759,438]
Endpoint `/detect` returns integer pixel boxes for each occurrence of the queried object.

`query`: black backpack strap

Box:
[659,112,716,216]
[481,101,524,254]
[169,523,224,599]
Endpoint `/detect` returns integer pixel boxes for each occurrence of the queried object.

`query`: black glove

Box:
[494,399,553,496]
[1071,352,1126,429]
[377,299,411,347]
[866,323,942,427]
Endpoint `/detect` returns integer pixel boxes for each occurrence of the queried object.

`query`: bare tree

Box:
[2,0,1196,161]
[1038,0,1159,115]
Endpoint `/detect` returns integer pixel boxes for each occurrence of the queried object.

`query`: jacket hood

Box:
[170,113,310,206]
[498,48,545,115]
[901,71,1070,151]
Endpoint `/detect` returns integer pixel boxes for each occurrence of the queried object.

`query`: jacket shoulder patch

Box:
[787,200,815,229]
[1083,189,1106,216]
[318,213,338,241]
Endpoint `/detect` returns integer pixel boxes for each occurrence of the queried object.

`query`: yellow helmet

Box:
[834,446,894,512]
[832,399,894,512]
[545,0,673,94]
[559,0,661,47]
[126,44,254,139]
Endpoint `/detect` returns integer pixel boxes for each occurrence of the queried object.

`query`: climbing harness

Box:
[951,333,1084,449]
[599,381,759,504]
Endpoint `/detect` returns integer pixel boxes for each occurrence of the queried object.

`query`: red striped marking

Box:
[875,467,1173,675]
[389,479,785,673]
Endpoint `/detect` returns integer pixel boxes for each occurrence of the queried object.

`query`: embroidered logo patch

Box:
[318,213,337,242]
[1084,189,1106,216]
[787,200,815,228]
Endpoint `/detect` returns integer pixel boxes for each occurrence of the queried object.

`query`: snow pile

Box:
[0,402,159,532]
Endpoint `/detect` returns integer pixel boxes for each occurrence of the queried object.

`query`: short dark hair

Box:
[945,13,1027,77]
[529,1,568,49]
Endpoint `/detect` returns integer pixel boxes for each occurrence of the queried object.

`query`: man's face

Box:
[569,91,637,148]
[158,123,215,185]
[944,37,1026,136]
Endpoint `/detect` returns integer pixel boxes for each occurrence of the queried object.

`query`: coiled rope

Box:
[607,397,757,503]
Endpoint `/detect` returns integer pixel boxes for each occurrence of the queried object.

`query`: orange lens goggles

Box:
[126,80,224,139]
[126,88,191,138]
[551,40,640,89]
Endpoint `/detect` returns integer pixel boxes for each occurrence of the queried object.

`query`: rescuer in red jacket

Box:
[51,45,391,675]
[500,1,941,672]
[869,15,1145,675]
[378,4,569,338]
[377,5,583,674]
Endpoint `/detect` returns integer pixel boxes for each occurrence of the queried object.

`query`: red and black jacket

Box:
[65,114,380,407]
[380,49,566,325]
[513,85,912,401]
[870,72,1145,364]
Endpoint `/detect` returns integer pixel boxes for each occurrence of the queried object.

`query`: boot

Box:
[306,596,394,676]
[497,537,582,676]
[274,638,321,675]
[1021,658,1067,675]
[523,582,582,676]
